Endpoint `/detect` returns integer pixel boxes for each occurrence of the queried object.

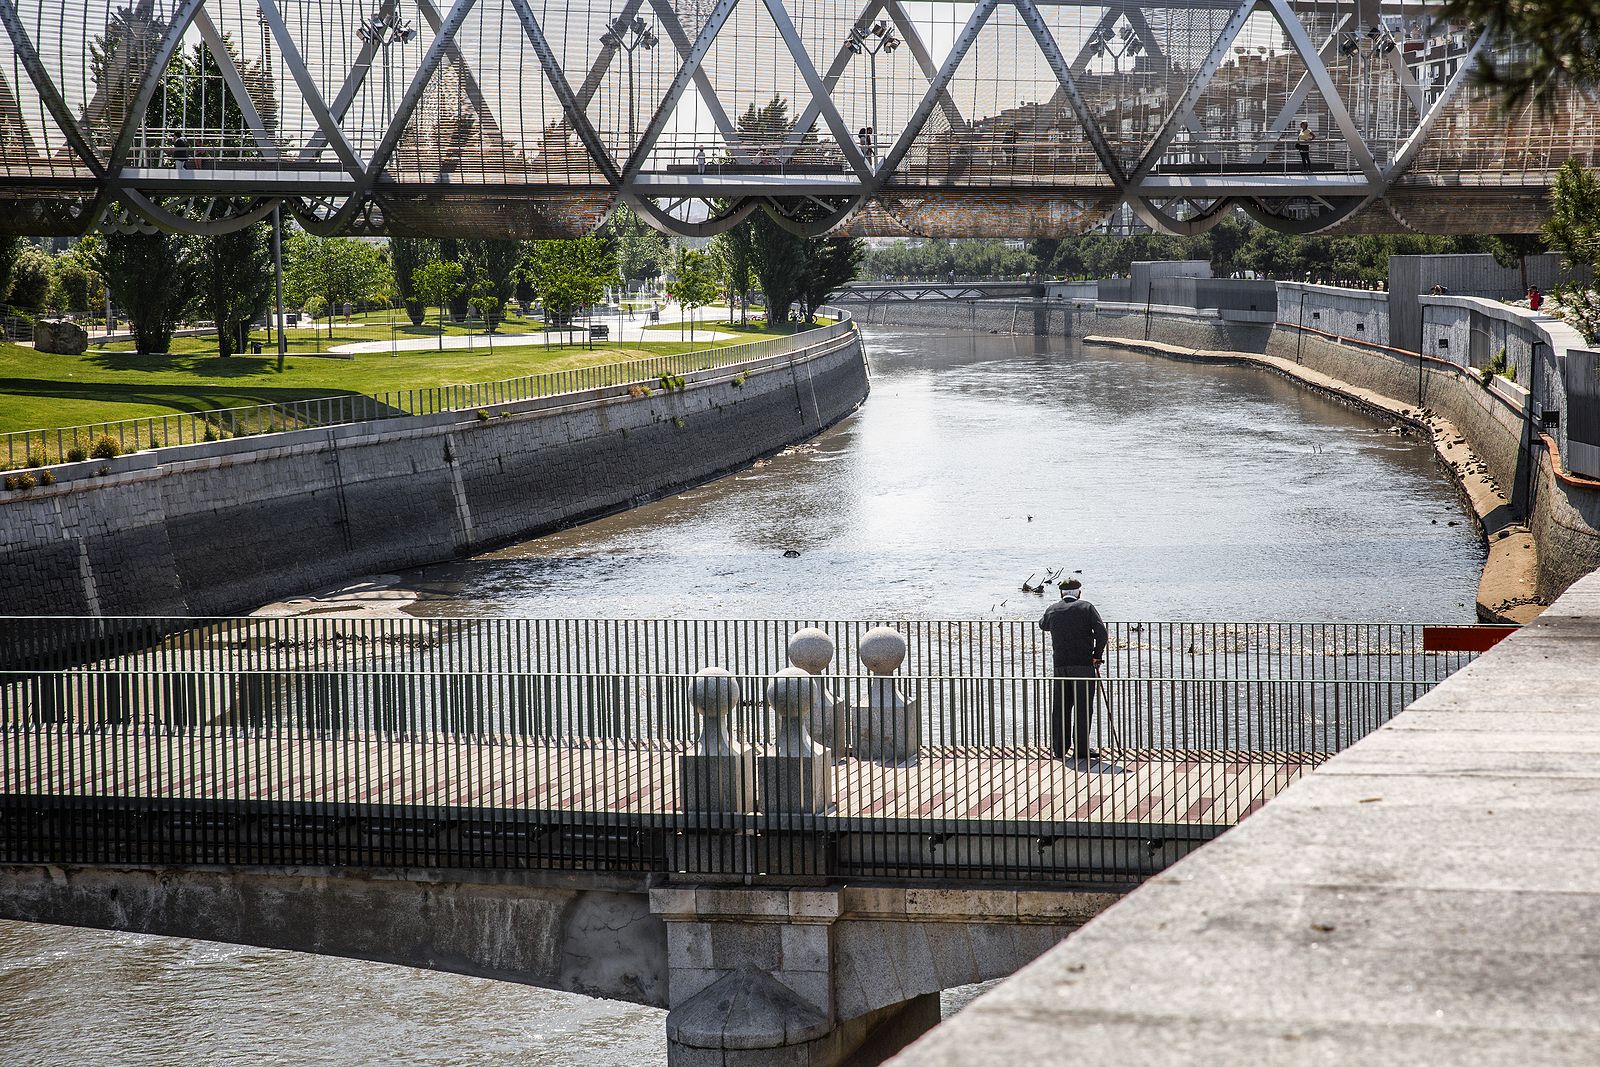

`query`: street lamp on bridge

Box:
[846,20,899,166]
[601,15,659,153]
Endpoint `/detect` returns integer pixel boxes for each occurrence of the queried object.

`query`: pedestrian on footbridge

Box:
[1039,577,1108,765]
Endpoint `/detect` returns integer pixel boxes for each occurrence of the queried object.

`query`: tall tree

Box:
[713,228,754,327]
[1442,0,1600,106]
[0,235,23,306]
[282,232,392,341]
[666,247,719,341]
[797,236,863,323]
[203,224,274,357]
[458,239,524,330]
[523,238,617,326]
[413,260,464,349]
[95,231,202,353]
[1542,159,1600,343]
[390,237,436,326]
[5,246,54,310]
[606,203,670,293]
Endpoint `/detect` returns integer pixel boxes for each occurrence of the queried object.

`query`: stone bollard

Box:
[787,627,847,758]
[757,667,832,815]
[853,626,920,765]
[679,667,756,814]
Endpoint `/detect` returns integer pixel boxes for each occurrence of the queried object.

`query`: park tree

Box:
[1442,0,1600,106]
[713,228,754,327]
[797,235,863,323]
[283,231,391,341]
[1542,159,1600,343]
[52,242,106,319]
[0,236,23,306]
[390,237,436,326]
[413,259,465,348]
[5,246,55,310]
[666,247,719,341]
[94,230,202,353]
[202,224,274,357]
[458,239,523,330]
[607,203,670,293]
[467,279,502,336]
[523,238,616,325]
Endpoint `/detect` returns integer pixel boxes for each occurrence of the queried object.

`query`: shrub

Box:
[90,435,120,460]
[2,474,15,490]
[65,445,87,463]
[672,415,686,429]
[37,469,54,486]
[202,424,220,442]
[731,371,748,388]
[12,471,36,489]
[659,373,687,392]
[477,409,492,422]
[628,384,653,399]
[96,465,110,476]
[25,447,47,467]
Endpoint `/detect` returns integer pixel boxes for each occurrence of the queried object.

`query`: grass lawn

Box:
[0,321,807,436]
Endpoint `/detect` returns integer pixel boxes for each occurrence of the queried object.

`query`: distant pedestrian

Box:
[1295,121,1315,172]
[1039,577,1108,764]
[171,134,191,173]
[1528,285,1543,312]
[695,147,707,175]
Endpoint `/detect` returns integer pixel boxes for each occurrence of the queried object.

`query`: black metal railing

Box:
[0,610,1485,886]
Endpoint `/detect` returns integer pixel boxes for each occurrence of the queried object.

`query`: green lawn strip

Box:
[0,325,783,441]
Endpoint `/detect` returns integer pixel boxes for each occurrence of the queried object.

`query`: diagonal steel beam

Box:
[191,7,280,160]
[508,0,622,184]
[0,0,107,175]
[874,0,999,187]
[621,0,739,184]
[1384,37,1426,115]
[1382,31,1485,184]
[298,0,391,161]
[572,0,646,111]
[1242,12,1351,166]
[103,0,210,178]
[648,0,741,148]
[365,0,481,183]
[758,0,871,181]
[882,0,966,131]
[1015,0,1128,189]
[1265,0,1380,184]
[414,0,503,150]
[257,0,367,176]
[783,0,885,158]
[1126,0,1256,188]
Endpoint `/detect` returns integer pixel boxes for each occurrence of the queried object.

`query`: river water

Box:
[0,328,1485,1066]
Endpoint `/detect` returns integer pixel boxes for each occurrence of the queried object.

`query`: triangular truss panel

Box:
[1058,3,1235,173]
[0,18,95,176]
[631,0,860,184]
[1148,6,1365,179]
[895,2,1100,190]
[18,0,189,164]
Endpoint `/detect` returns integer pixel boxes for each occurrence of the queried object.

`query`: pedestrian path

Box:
[329,309,735,354]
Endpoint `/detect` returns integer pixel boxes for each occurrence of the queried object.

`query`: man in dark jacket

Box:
[1039,577,1108,763]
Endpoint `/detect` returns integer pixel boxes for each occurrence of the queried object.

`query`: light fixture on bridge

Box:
[847,20,900,56]
[356,10,418,45]
[601,15,659,152]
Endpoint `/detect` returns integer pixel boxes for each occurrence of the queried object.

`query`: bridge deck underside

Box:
[3,732,1310,829]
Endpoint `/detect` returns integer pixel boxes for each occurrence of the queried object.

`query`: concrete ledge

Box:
[888,568,1600,1067]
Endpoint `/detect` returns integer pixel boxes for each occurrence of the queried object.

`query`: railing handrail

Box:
[1,314,854,472]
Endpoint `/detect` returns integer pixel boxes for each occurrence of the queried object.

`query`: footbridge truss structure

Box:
[0,0,1593,238]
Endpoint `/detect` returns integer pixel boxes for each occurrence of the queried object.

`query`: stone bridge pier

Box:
[651,885,1112,1067]
[0,863,1113,1067]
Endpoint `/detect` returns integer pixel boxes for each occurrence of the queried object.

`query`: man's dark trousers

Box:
[1051,665,1094,760]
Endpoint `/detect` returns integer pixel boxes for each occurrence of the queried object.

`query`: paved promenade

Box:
[328,309,733,354]
[891,568,1600,1066]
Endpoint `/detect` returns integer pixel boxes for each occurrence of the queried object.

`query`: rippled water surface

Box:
[0,327,1484,1066]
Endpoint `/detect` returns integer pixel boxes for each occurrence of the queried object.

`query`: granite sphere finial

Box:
[766,666,816,719]
[858,626,907,675]
[787,627,835,674]
[689,667,741,717]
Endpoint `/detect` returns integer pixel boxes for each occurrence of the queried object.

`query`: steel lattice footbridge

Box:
[0,0,1593,238]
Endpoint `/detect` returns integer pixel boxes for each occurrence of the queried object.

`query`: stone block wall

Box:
[0,332,869,617]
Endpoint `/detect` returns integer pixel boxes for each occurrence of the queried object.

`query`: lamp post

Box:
[846,20,899,166]
[601,15,659,154]
[1088,23,1143,74]
[356,9,419,131]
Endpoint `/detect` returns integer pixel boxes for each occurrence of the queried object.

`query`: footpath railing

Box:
[0,667,1424,884]
[0,615,1487,885]
[1,316,852,473]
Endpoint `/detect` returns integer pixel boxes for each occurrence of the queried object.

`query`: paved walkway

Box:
[329,308,734,354]
[890,568,1600,1066]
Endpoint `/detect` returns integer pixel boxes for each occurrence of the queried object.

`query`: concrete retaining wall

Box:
[0,331,870,616]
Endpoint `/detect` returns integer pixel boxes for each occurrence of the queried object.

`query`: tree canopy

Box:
[523,238,616,325]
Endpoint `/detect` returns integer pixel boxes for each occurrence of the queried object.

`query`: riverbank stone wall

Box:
[0,332,870,617]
